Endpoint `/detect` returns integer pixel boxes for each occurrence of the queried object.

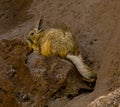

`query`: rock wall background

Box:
[0,0,120,107]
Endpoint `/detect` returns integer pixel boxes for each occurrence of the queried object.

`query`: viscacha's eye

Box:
[30,32,34,35]
[28,31,35,37]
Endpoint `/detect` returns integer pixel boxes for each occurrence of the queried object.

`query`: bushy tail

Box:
[66,54,97,82]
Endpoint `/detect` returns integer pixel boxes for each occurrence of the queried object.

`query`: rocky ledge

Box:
[0,39,93,107]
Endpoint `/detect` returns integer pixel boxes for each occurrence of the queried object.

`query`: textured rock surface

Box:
[87,88,120,107]
[0,39,91,107]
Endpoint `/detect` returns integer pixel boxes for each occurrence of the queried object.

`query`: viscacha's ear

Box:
[37,18,44,32]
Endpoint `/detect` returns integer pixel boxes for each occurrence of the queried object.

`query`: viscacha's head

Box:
[26,19,44,48]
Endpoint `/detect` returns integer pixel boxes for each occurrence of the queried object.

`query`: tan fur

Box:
[26,28,97,82]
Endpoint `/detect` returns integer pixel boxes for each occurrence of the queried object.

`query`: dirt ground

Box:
[0,0,120,107]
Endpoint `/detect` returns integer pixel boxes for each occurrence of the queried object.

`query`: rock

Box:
[0,39,92,107]
[87,88,120,107]
[26,44,93,107]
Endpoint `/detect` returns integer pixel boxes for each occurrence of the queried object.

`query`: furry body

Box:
[27,28,79,57]
[26,27,97,82]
